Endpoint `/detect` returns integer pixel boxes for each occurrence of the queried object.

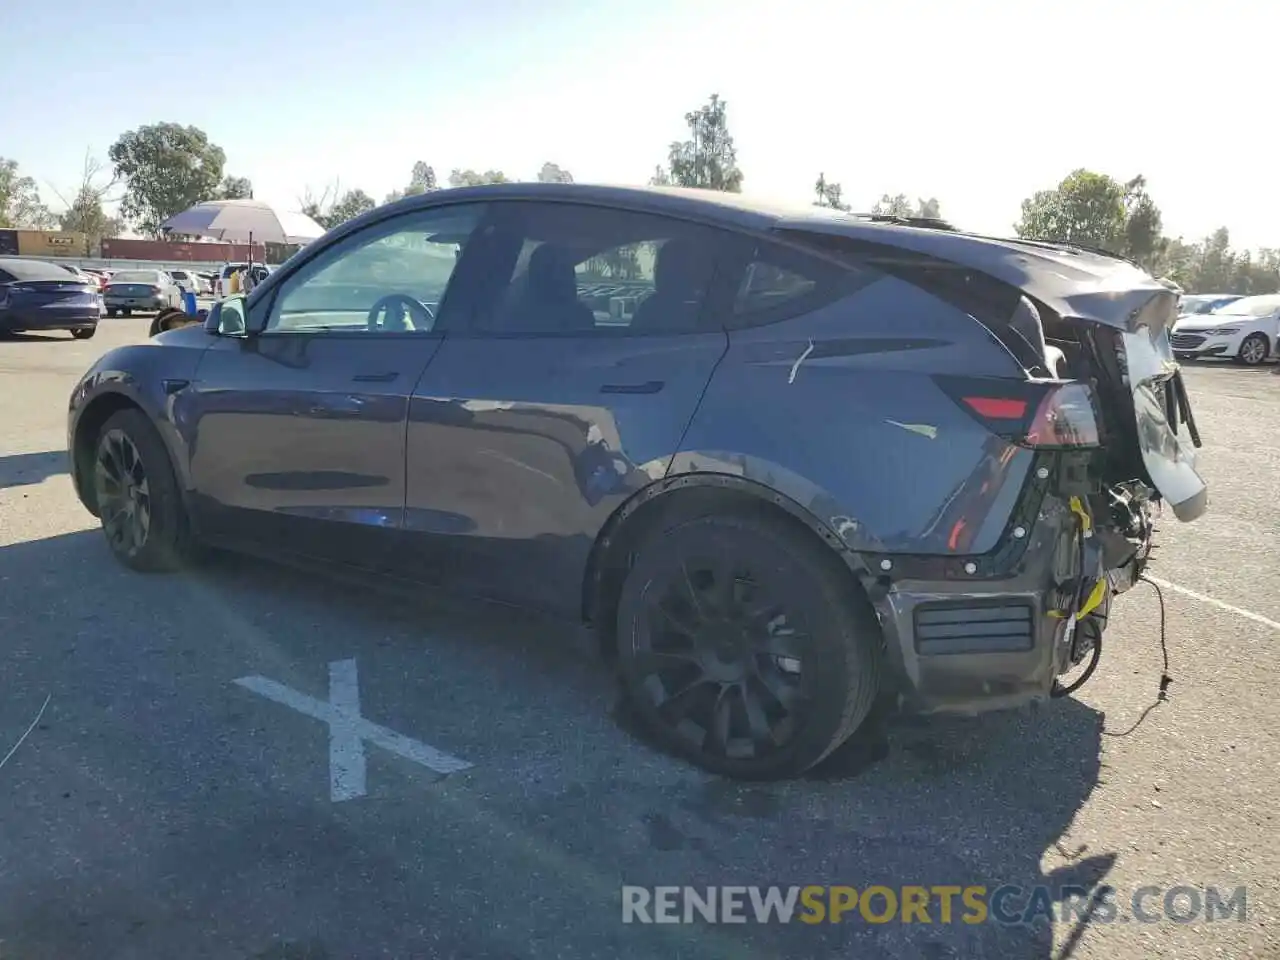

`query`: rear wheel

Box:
[1237,333,1270,366]
[92,409,192,572]
[615,511,882,780]
[71,327,96,340]
[121,307,132,317]
[106,308,118,318]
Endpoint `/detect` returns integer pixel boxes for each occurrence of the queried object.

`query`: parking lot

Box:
[1,318,1277,959]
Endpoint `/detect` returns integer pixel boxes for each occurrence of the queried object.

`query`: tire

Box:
[106,308,118,318]
[1237,333,1270,366]
[121,307,132,317]
[71,327,97,340]
[615,511,882,780]
[91,408,193,573]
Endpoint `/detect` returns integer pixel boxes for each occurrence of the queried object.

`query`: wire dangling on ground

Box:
[1103,576,1172,738]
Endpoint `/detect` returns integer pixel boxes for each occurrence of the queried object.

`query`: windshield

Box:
[111,271,160,284]
[1211,295,1280,317]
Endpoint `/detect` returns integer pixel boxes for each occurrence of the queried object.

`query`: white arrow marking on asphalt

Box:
[234,658,472,802]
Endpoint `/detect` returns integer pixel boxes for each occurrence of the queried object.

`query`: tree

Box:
[813,173,850,211]
[384,161,439,204]
[217,175,253,199]
[447,169,509,188]
[649,165,672,187]
[917,197,942,219]
[408,161,437,194]
[871,193,914,218]
[323,189,376,228]
[300,181,374,230]
[537,162,573,184]
[108,122,227,236]
[47,152,122,255]
[1014,169,1128,251]
[1119,176,1164,271]
[659,94,743,192]
[0,157,56,229]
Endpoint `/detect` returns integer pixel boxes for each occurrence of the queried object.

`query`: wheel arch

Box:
[582,473,877,660]
[71,391,162,516]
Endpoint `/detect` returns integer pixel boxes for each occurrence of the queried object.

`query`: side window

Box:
[729,239,875,329]
[474,203,721,336]
[264,204,485,335]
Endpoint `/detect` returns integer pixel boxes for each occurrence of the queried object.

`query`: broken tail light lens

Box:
[936,375,1100,448]
[1022,383,1100,448]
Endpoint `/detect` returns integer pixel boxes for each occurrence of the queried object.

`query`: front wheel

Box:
[71,327,97,340]
[92,409,193,572]
[615,511,882,780]
[1237,333,1270,366]
[106,308,118,318]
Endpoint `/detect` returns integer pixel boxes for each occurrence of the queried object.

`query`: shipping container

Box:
[0,230,18,256]
[100,238,266,263]
[16,230,87,258]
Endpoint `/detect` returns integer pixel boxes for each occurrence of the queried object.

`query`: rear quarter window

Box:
[726,237,879,330]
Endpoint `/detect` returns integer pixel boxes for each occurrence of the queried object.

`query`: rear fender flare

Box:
[582,471,881,627]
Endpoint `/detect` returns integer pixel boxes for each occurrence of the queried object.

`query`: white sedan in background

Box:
[1172,294,1280,366]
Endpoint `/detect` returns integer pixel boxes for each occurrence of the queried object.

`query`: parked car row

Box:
[1173,292,1279,365]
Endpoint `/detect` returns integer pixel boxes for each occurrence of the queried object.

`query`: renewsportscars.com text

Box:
[621,885,1248,926]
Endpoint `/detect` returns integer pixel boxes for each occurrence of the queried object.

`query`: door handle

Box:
[600,380,664,395]
[306,396,368,417]
[352,371,399,383]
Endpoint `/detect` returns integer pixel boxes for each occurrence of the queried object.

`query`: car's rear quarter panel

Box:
[671,275,1036,557]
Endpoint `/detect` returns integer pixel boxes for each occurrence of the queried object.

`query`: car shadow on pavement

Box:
[0,530,1109,960]
[0,450,67,490]
[0,331,74,342]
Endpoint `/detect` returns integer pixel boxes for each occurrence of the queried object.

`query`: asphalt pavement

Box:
[1,318,1277,960]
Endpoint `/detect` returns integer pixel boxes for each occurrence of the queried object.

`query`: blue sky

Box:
[3,0,1273,247]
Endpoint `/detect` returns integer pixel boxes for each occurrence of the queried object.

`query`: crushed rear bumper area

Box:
[865,467,1154,715]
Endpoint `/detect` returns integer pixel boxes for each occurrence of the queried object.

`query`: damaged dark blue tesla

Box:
[66,183,1208,779]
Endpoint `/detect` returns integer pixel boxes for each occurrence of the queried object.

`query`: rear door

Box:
[402,201,736,614]
[186,202,489,567]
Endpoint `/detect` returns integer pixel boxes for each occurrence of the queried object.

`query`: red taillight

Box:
[150,285,163,294]
[1023,383,1100,448]
[961,396,1027,420]
[937,375,1100,448]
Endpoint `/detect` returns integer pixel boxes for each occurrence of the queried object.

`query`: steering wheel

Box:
[367,294,435,333]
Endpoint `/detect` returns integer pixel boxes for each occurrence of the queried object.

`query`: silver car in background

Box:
[103,269,183,317]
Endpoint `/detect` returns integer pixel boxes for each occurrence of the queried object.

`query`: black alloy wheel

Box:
[71,327,96,340]
[91,409,191,572]
[617,512,881,780]
[94,427,152,560]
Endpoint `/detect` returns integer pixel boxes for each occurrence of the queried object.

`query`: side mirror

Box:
[205,294,250,337]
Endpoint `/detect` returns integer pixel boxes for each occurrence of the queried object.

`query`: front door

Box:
[185,202,489,568]
[403,201,735,614]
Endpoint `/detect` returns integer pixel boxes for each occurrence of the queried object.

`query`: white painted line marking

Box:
[1146,576,1280,633]
[234,658,472,802]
